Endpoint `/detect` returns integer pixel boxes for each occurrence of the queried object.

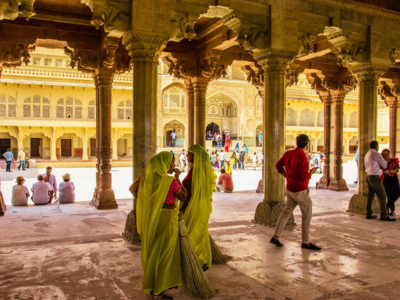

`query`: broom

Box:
[209,234,232,264]
[178,213,217,299]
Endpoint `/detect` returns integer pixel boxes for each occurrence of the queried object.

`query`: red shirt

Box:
[275,148,311,192]
[218,173,234,190]
[182,168,193,190]
[138,177,180,204]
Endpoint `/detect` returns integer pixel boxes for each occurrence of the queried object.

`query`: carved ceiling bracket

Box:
[390,48,400,64]
[170,10,197,42]
[298,32,315,57]
[378,80,395,106]
[306,73,328,101]
[64,47,98,74]
[242,63,264,98]
[81,0,131,36]
[0,42,35,77]
[0,0,36,21]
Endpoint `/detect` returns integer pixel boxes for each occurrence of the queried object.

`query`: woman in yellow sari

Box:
[130,152,187,299]
[181,144,216,271]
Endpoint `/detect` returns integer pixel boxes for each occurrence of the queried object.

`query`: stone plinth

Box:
[122,209,141,243]
[347,193,381,215]
[253,201,296,227]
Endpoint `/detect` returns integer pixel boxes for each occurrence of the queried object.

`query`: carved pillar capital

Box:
[0,0,35,21]
[0,42,36,77]
[255,52,295,75]
[123,32,168,63]
[352,66,386,86]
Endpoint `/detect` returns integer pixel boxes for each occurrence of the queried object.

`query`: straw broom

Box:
[178,213,217,299]
[209,234,232,264]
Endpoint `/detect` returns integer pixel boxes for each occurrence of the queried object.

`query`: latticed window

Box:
[231,65,246,80]
[56,97,83,119]
[23,95,50,118]
[88,100,96,120]
[0,94,17,118]
[117,99,133,120]
[163,88,186,109]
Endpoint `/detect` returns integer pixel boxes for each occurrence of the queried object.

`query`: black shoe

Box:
[301,243,321,250]
[366,215,377,219]
[380,216,396,221]
[270,237,284,247]
[18,168,20,170]
[388,211,396,216]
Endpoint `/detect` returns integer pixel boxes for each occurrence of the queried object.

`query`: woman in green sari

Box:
[130,151,187,299]
[181,144,216,271]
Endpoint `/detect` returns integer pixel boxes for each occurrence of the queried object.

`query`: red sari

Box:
[225,136,230,152]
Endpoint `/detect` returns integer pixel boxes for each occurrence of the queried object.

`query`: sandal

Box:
[150,292,173,300]
[202,264,209,272]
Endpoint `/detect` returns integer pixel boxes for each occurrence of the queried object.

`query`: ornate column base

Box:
[328,178,349,191]
[91,190,118,209]
[253,201,296,227]
[316,177,330,189]
[347,193,381,215]
[256,179,264,193]
[122,210,141,243]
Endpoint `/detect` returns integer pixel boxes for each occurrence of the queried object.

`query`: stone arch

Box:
[207,92,239,136]
[286,107,297,126]
[164,119,185,147]
[162,83,187,112]
[299,109,314,126]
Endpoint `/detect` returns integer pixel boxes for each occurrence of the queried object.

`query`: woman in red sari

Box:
[381,149,400,216]
[224,132,230,152]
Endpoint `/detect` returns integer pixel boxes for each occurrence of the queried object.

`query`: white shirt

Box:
[12,185,29,206]
[364,149,388,176]
[219,152,225,161]
[32,181,53,204]
[58,181,76,203]
[179,153,186,162]
[171,132,177,139]
[43,173,57,193]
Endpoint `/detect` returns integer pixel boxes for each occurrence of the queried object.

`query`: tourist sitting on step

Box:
[11,176,30,206]
[31,174,53,205]
[58,173,75,204]
[43,166,57,201]
[215,169,234,193]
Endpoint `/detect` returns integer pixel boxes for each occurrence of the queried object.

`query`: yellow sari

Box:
[184,144,216,269]
[136,151,182,295]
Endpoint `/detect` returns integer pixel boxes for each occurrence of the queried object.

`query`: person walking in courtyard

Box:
[18,148,27,171]
[238,151,245,170]
[364,141,395,221]
[58,173,76,204]
[231,152,237,170]
[252,152,258,171]
[235,142,240,152]
[31,174,53,205]
[179,149,186,172]
[381,149,399,216]
[244,144,249,163]
[3,148,14,172]
[270,134,321,250]
[170,129,177,147]
[219,150,225,168]
[130,151,187,299]
[225,132,230,152]
[181,145,215,271]
[43,166,57,200]
[215,168,234,193]
[222,131,226,148]
[11,176,30,206]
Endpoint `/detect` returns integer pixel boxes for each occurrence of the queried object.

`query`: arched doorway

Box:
[206,93,238,138]
[256,124,263,147]
[164,120,185,147]
[205,122,220,139]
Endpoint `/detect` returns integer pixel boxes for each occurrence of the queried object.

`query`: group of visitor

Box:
[308,152,324,174]
[206,130,231,151]
[10,166,75,206]
[2,148,29,172]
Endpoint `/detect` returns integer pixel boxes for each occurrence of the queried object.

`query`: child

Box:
[253,152,258,171]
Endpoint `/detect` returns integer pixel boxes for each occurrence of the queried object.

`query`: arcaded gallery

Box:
[0,0,400,299]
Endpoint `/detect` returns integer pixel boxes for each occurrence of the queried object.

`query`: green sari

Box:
[184,144,216,269]
[136,151,182,295]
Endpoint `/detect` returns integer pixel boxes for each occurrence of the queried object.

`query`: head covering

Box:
[136,151,174,270]
[62,173,71,180]
[186,144,216,267]
[16,176,25,183]
[235,142,239,148]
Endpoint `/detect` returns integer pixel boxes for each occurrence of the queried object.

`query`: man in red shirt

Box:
[215,169,234,193]
[270,134,321,250]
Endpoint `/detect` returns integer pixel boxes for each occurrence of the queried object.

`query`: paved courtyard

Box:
[2,161,400,299]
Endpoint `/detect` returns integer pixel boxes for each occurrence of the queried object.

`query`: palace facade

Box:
[0,47,388,167]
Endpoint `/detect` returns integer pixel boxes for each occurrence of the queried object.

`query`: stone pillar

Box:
[253,53,295,227]
[82,137,89,161]
[91,68,118,209]
[122,33,165,243]
[112,138,118,160]
[317,93,331,189]
[184,79,194,147]
[192,78,209,147]
[328,91,348,191]
[93,85,100,201]
[344,137,350,155]
[390,78,400,159]
[348,66,385,214]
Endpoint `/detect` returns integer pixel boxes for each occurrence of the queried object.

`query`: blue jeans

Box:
[220,161,224,168]
[238,162,243,169]
[217,142,221,149]
[18,160,26,170]
[171,138,176,147]
[233,163,236,170]
[6,161,11,171]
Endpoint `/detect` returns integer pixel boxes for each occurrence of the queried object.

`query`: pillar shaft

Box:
[192,78,209,147]
[328,93,348,191]
[184,79,194,147]
[317,94,331,189]
[82,137,88,161]
[91,68,117,209]
[131,56,158,180]
[50,137,57,161]
[388,100,400,158]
